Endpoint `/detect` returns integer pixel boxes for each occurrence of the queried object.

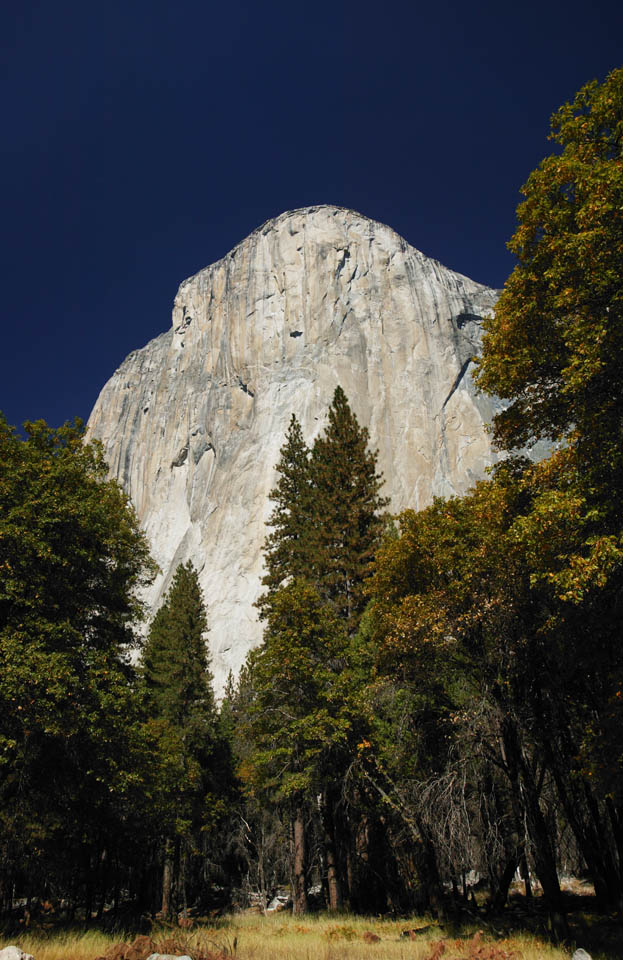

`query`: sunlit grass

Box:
[0,913,591,960]
[207,914,570,959]
[0,928,118,960]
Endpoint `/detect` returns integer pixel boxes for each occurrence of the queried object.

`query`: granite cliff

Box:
[87,205,502,690]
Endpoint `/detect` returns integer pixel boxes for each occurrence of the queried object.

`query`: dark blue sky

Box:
[2,0,622,430]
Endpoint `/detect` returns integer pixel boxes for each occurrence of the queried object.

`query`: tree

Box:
[218,667,289,912]
[142,561,223,916]
[243,388,388,912]
[259,388,387,633]
[143,561,214,734]
[309,386,388,633]
[0,414,156,913]
[366,472,574,926]
[241,580,351,913]
[473,69,623,911]
[475,67,623,471]
[259,414,313,601]
[366,436,623,921]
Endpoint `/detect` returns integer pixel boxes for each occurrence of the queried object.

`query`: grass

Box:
[0,928,115,960]
[0,913,588,960]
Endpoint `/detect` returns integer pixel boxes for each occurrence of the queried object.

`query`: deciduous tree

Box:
[0,414,155,912]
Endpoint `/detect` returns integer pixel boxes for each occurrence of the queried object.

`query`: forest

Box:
[0,68,622,950]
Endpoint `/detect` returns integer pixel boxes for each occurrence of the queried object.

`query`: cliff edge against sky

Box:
[87,205,502,689]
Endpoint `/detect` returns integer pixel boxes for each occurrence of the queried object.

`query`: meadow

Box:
[1,911,613,960]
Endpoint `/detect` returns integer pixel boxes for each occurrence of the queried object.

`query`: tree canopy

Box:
[475,67,623,466]
[0,415,155,907]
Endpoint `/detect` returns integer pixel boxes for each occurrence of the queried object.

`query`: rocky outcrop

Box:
[0,948,35,960]
[87,205,502,690]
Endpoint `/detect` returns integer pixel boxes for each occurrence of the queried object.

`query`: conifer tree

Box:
[241,580,351,913]
[142,561,219,916]
[144,561,215,731]
[309,386,388,634]
[259,414,312,602]
[258,388,387,634]
[245,388,387,911]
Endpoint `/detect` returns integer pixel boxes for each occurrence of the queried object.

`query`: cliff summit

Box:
[87,205,502,689]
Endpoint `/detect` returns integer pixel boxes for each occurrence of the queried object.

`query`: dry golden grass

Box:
[0,914,576,960]
[0,929,115,960]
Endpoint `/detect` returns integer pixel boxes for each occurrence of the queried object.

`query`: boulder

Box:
[146,955,193,960]
[0,948,35,960]
[266,894,290,911]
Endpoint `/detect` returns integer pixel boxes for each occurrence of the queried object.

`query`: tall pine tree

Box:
[259,414,312,602]
[309,386,388,634]
[142,561,219,916]
[258,387,387,634]
[244,388,387,911]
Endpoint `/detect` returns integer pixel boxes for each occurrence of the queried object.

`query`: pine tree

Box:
[259,414,312,602]
[309,386,388,633]
[142,561,219,916]
[241,579,351,913]
[244,388,387,911]
[143,561,215,732]
[258,389,387,634]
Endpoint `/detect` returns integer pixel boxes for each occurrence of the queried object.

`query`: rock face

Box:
[87,205,502,691]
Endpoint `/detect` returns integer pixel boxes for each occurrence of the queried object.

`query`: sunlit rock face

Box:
[87,205,501,691]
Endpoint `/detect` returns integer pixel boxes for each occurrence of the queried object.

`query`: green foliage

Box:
[142,562,222,835]
[367,450,623,907]
[260,414,313,597]
[475,67,623,464]
[0,414,156,897]
[142,561,235,912]
[248,389,387,797]
[473,68,623,821]
[241,580,352,801]
[144,561,215,735]
[258,387,387,633]
[308,386,388,632]
[240,389,388,910]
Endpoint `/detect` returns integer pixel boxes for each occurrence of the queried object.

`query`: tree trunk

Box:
[258,823,267,911]
[321,792,342,911]
[543,733,620,907]
[325,842,341,911]
[96,848,109,922]
[533,689,622,909]
[488,848,520,914]
[520,853,532,899]
[161,838,174,918]
[414,814,446,918]
[181,843,188,919]
[292,803,307,915]
[500,715,568,939]
[605,796,623,907]
[84,851,94,927]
